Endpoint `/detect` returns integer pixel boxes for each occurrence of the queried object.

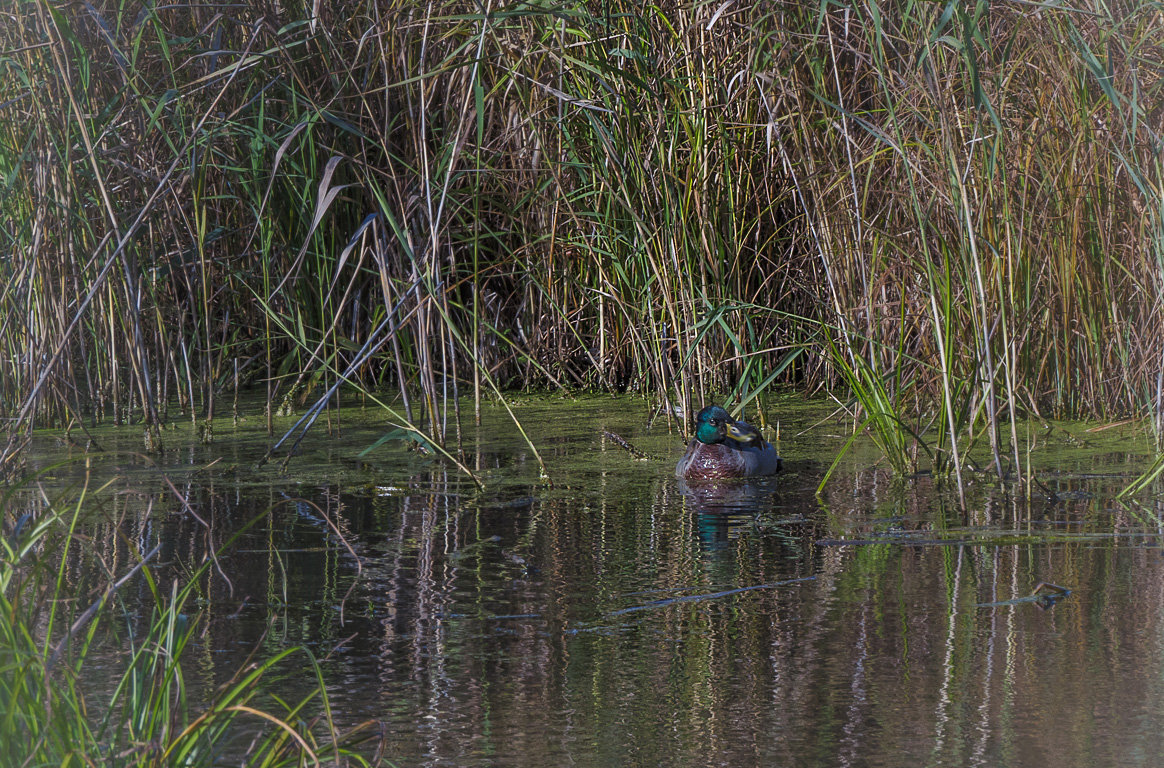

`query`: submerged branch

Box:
[607,576,817,616]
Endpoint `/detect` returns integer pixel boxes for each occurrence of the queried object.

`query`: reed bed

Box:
[1,0,1162,480]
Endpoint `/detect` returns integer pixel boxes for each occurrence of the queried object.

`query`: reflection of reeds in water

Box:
[16,443,1164,765]
[242,464,1164,766]
[0,470,375,766]
[3,2,1163,486]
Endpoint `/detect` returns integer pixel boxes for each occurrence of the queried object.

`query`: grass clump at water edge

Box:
[0,464,382,767]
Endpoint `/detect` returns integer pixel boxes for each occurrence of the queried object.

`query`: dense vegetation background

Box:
[3,0,1163,476]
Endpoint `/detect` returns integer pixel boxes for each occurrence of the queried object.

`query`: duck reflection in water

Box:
[677,477,783,550]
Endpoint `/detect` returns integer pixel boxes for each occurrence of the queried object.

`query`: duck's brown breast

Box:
[675,441,750,480]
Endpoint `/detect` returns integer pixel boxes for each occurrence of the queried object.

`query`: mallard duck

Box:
[675,405,782,480]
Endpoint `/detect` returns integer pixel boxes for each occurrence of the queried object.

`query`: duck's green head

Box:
[694,406,733,444]
[694,405,759,446]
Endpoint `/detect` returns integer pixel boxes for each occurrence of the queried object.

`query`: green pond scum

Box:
[5,395,1164,767]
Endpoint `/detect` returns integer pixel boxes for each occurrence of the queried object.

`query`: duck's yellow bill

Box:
[726,422,760,444]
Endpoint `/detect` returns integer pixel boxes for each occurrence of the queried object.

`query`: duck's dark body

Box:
[675,405,782,481]
[675,440,782,480]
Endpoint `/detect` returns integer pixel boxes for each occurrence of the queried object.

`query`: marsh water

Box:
[18,395,1164,767]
